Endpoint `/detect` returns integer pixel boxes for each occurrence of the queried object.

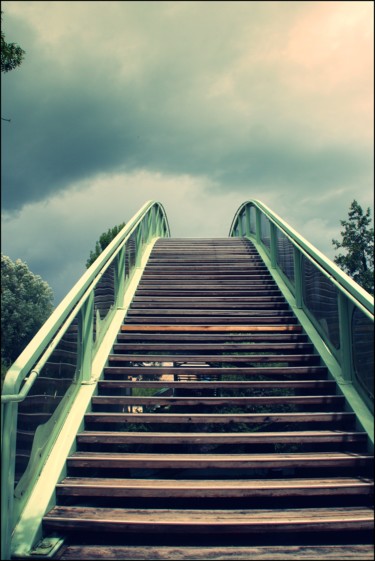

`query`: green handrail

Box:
[230,200,373,314]
[1,200,170,560]
[229,199,374,413]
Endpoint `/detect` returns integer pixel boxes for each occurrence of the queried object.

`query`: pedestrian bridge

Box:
[2,200,374,560]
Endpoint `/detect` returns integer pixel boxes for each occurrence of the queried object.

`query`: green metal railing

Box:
[229,200,374,412]
[1,200,170,560]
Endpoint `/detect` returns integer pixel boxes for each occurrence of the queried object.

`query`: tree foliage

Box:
[1,254,54,367]
[86,222,126,268]
[1,10,25,73]
[332,200,374,295]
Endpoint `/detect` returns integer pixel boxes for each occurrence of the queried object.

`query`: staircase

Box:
[43,238,374,560]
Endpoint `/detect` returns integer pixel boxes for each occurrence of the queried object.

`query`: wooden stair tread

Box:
[140,275,271,280]
[91,395,344,406]
[43,505,374,533]
[131,303,289,310]
[103,366,328,376]
[125,318,299,325]
[67,451,373,469]
[121,325,302,332]
[118,332,307,340]
[84,411,355,423]
[56,477,374,498]
[69,451,372,460]
[76,430,366,444]
[108,354,319,363]
[135,293,284,298]
[112,343,313,350]
[53,544,375,560]
[126,310,294,316]
[99,380,334,389]
[57,476,374,490]
[133,296,284,301]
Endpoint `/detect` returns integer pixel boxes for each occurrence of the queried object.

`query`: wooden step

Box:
[84,411,355,425]
[129,302,289,309]
[136,282,277,287]
[103,366,328,377]
[108,354,320,364]
[118,332,308,341]
[145,263,265,267]
[141,273,270,279]
[141,272,269,278]
[56,476,374,498]
[132,296,286,303]
[76,430,366,446]
[126,310,294,316]
[135,290,282,296]
[144,259,266,264]
[43,505,374,534]
[121,325,302,332]
[112,343,313,352]
[124,317,299,325]
[132,296,285,307]
[99,380,335,391]
[51,544,375,560]
[91,395,345,408]
[148,255,259,258]
[67,451,373,470]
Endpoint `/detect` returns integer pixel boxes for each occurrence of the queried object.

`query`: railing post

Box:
[293,247,303,308]
[270,222,277,269]
[135,225,143,267]
[238,214,243,237]
[158,209,165,236]
[115,246,125,307]
[155,207,161,237]
[78,292,94,383]
[1,401,17,561]
[338,292,353,382]
[154,206,159,237]
[255,207,262,245]
[245,205,251,236]
[146,210,152,243]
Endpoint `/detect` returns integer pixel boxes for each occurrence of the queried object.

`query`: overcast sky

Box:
[1,1,373,306]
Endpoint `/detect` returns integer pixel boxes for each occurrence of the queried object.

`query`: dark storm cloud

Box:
[2,2,371,214]
[1,51,368,213]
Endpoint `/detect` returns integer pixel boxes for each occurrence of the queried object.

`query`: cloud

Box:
[2,1,372,212]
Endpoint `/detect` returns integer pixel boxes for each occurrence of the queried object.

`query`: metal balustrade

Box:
[1,201,170,560]
[229,200,374,413]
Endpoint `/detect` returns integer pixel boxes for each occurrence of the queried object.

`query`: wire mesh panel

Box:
[240,212,247,237]
[302,255,340,350]
[352,307,374,403]
[93,259,116,322]
[249,206,256,235]
[14,317,79,488]
[260,213,271,250]
[125,231,137,285]
[276,229,295,286]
